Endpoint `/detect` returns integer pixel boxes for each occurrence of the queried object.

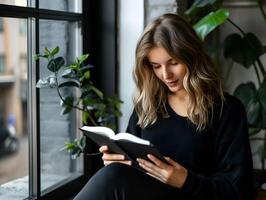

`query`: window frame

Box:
[0,0,119,199]
[0,2,86,200]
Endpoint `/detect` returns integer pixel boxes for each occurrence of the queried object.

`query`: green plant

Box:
[178,0,266,168]
[35,46,122,158]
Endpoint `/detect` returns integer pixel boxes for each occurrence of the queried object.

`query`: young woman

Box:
[74,13,253,200]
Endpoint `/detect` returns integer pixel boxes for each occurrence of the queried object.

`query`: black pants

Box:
[73,163,186,200]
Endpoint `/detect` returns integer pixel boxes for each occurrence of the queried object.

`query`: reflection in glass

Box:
[0,17,28,200]
[39,19,82,192]
[0,0,27,7]
[39,0,82,13]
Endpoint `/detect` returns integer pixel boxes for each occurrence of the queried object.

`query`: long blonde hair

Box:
[133,13,224,131]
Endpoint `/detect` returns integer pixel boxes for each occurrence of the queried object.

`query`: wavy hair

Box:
[133,13,224,131]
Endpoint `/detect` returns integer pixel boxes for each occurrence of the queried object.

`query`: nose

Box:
[162,65,172,80]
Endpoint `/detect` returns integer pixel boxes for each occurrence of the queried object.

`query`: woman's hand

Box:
[137,154,188,188]
[99,145,132,166]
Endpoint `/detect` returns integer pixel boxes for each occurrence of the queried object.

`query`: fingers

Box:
[164,157,181,168]
[137,157,163,175]
[147,154,168,169]
[103,160,132,166]
[102,153,125,161]
[99,145,131,166]
[99,145,108,153]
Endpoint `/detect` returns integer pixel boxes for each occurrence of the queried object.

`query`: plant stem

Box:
[226,18,246,36]
[54,71,97,126]
[254,62,262,86]
[256,0,266,24]
[86,111,97,126]
[54,72,83,111]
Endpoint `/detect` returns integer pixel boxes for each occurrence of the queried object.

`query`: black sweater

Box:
[126,94,253,200]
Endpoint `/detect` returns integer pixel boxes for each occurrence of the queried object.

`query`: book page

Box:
[81,126,115,138]
[112,132,150,145]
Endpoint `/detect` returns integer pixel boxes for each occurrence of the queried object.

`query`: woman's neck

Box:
[168,89,190,117]
[170,89,189,102]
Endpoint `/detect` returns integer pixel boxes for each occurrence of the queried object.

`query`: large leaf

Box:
[185,0,222,18]
[193,8,229,40]
[224,33,264,68]
[36,75,56,88]
[47,56,65,72]
[58,80,80,88]
[233,82,261,127]
[60,96,74,115]
[258,78,266,128]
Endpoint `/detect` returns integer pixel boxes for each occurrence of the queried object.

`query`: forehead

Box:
[147,46,173,63]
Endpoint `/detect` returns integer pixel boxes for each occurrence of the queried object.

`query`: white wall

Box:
[118,0,144,132]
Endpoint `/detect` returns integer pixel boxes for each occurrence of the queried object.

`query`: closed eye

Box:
[169,59,178,65]
[150,63,160,69]
[170,62,178,65]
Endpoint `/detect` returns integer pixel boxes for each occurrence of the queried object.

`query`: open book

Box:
[80,126,167,171]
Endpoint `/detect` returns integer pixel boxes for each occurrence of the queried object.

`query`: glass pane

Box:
[39,0,82,13]
[0,0,26,7]
[39,19,83,193]
[0,17,28,199]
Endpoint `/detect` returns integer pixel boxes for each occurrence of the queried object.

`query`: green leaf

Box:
[193,8,229,40]
[82,112,89,124]
[61,69,74,78]
[234,82,261,126]
[44,47,50,56]
[60,96,74,115]
[223,33,264,68]
[185,0,218,17]
[50,46,60,57]
[77,54,89,63]
[36,75,56,88]
[84,71,90,79]
[58,80,80,88]
[249,127,261,136]
[34,54,41,61]
[258,78,266,128]
[47,57,65,72]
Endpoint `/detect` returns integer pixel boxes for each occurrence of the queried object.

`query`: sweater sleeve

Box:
[180,96,254,200]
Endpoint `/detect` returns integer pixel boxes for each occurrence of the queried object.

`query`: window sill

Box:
[0,176,28,200]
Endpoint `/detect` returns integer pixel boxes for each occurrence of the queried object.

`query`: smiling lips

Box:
[165,80,178,86]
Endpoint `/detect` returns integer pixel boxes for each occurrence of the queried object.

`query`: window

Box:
[0,1,84,199]
[0,55,4,73]
[0,18,3,32]
[0,17,28,200]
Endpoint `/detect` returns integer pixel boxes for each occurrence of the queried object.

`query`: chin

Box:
[168,86,184,94]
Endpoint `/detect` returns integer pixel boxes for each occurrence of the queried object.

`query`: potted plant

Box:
[35,46,122,158]
[177,0,266,190]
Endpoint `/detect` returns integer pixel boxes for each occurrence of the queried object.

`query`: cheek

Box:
[178,66,187,79]
[152,69,162,80]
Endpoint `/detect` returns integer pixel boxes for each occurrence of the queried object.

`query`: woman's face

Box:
[147,46,187,94]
